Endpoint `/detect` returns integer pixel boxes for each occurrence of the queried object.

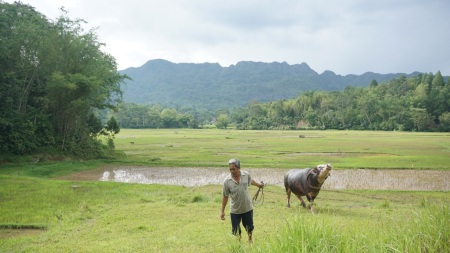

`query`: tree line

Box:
[113,72,449,132]
[112,103,202,129]
[230,72,449,131]
[0,2,125,157]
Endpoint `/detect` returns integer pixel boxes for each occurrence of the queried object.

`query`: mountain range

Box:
[119,59,421,110]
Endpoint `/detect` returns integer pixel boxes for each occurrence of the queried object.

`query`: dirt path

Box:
[59,167,450,191]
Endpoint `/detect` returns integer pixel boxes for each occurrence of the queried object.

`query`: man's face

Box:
[229,163,240,177]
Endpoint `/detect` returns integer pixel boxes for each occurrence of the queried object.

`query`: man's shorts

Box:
[230,210,254,235]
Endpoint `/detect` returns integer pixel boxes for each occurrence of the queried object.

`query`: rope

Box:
[252,180,288,206]
[252,185,264,207]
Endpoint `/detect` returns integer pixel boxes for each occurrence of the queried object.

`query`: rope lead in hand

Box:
[252,181,265,207]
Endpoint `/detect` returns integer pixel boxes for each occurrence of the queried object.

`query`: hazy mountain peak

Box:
[119,59,421,110]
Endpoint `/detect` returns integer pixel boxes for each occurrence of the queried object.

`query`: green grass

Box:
[0,129,449,252]
[1,129,449,179]
[0,175,448,252]
[0,160,106,178]
[257,203,449,252]
[114,129,450,169]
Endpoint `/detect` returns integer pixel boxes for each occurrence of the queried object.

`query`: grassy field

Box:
[0,175,448,252]
[114,129,450,169]
[0,129,449,252]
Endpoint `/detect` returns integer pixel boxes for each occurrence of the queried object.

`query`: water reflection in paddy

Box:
[96,167,449,191]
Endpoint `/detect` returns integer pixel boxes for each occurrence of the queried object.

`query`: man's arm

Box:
[220,195,229,220]
[251,179,264,188]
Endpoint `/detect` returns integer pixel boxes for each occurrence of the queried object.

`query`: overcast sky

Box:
[4,0,450,75]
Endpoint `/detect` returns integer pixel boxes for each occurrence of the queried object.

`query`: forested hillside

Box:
[114,72,450,132]
[0,2,125,157]
[120,59,422,110]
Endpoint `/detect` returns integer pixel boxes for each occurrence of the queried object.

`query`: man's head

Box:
[228,158,240,168]
[228,158,241,177]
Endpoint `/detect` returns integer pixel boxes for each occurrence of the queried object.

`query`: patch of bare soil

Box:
[58,167,110,181]
[0,229,44,239]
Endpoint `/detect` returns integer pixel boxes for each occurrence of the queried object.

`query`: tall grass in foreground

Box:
[248,203,449,253]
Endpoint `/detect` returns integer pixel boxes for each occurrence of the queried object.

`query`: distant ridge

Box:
[119,59,421,110]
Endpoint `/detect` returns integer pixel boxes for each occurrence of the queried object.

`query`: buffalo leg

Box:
[306,195,316,214]
[309,201,316,214]
[295,195,307,208]
[286,188,291,207]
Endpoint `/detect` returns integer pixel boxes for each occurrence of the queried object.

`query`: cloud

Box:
[4,0,450,75]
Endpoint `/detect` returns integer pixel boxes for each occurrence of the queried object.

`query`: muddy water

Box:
[67,167,450,191]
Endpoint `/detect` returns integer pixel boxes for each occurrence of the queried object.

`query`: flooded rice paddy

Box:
[66,167,450,191]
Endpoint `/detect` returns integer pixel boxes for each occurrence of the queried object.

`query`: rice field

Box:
[0,129,449,252]
[114,129,450,169]
[0,175,448,252]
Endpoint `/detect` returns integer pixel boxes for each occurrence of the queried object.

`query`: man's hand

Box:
[221,196,228,220]
[251,179,265,188]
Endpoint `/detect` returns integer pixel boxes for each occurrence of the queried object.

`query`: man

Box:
[220,158,264,243]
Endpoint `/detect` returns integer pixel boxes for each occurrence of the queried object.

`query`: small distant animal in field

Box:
[284,164,332,214]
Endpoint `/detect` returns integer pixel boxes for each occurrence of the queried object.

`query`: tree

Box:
[161,108,178,128]
[216,114,229,129]
[0,2,126,157]
[106,116,120,135]
[411,108,434,131]
[87,112,103,135]
[0,2,55,154]
[438,112,450,132]
[147,105,163,128]
[432,71,445,87]
[103,116,120,149]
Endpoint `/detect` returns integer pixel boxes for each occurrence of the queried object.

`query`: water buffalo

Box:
[284,164,332,214]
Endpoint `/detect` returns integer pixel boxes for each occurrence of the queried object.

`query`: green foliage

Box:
[231,73,450,131]
[0,2,126,157]
[86,112,103,134]
[113,103,202,129]
[439,112,450,131]
[111,72,448,132]
[106,116,120,135]
[369,79,378,88]
[216,114,229,129]
[105,139,114,149]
